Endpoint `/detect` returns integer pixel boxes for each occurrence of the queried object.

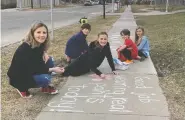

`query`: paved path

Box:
[133,8,185,16]
[36,6,170,120]
[107,8,185,16]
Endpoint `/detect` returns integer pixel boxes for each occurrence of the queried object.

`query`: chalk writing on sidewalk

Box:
[135,76,153,89]
[47,75,160,113]
[132,76,160,103]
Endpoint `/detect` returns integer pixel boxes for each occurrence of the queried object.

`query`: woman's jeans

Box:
[33,57,54,88]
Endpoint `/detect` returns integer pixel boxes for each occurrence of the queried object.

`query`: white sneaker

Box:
[113,58,123,65]
[115,64,129,70]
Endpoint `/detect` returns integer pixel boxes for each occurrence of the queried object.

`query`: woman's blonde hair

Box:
[23,22,50,51]
[135,26,144,44]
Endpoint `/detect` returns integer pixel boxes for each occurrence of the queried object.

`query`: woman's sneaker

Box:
[41,86,59,95]
[16,89,33,98]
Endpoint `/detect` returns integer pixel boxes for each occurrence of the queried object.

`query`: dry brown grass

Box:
[1,15,120,120]
[135,13,185,120]
[131,4,151,13]
[115,7,125,13]
[151,5,185,12]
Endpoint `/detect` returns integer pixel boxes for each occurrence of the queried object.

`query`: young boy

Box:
[117,29,138,64]
[65,23,91,63]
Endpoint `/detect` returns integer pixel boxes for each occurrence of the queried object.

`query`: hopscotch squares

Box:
[109,34,122,51]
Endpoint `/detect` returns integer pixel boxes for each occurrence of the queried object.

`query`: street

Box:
[1,4,112,47]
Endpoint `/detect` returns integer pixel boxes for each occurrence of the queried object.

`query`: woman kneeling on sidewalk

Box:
[61,32,117,79]
[7,22,64,98]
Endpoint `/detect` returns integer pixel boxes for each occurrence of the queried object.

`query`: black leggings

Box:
[120,48,132,60]
[63,53,90,77]
[138,50,147,58]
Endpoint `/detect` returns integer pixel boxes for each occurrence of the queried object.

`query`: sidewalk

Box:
[133,8,185,16]
[36,6,170,120]
[107,8,185,16]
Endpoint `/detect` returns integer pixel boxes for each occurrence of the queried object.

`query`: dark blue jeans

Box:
[33,57,54,88]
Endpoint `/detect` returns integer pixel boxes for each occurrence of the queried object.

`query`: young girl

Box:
[62,32,117,79]
[7,22,64,98]
[135,27,150,61]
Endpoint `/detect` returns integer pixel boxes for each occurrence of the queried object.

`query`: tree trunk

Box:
[31,0,33,8]
[39,0,41,8]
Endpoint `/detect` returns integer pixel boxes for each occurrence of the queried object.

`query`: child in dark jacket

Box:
[62,32,117,79]
[135,26,150,61]
[117,29,138,64]
[65,23,91,63]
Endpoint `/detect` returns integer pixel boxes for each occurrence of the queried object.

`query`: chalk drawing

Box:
[130,92,160,103]
[134,76,152,89]
[49,109,84,112]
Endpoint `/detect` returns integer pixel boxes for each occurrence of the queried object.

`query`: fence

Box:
[16,0,61,8]
[1,0,17,9]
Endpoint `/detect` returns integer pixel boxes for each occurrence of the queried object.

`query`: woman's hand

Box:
[66,56,71,63]
[43,52,50,63]
[50,67,65,74]
[100,74,106,79]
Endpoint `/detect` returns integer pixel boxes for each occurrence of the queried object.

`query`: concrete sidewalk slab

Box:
[36,5,169,120]
[133,9,185,16]
[36,113,169,120]
[100,57,157,75]
[38,73,169,115]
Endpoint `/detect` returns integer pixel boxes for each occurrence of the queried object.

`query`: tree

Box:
[103,0,105,19]
[31,0,33,8]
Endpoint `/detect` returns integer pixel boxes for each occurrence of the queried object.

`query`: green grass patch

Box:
[135,13,185,120]
[115,6,125,13]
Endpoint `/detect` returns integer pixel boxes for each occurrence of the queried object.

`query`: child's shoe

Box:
[41,86,59,95]
[16,89,33,98]
[113,58,125,65]
[123,60,133,65]
[115,64,129,70]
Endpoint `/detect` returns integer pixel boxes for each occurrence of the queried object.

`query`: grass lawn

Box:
[131,4,151,13]
[1,15,120,120]
[152,5,185,12]
[135,13,185,120]
[115,6,125,13]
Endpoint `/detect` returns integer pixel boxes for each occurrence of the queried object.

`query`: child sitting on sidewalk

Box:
[61,32,117,79]
[116,29,138,64]
[65,23,91,63]
[135,27,150,61]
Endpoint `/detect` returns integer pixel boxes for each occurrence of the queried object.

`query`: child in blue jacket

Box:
[135,27,150,61]
[65,23,91,63]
